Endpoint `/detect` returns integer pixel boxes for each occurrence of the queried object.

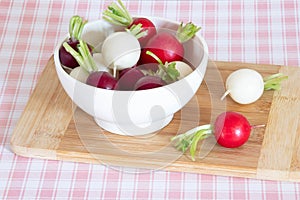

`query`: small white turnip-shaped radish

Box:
[93,53,110,72]
[102,32,141,72]
[173,61,193,79]
[221,69,264,104]
[70,67,89,83]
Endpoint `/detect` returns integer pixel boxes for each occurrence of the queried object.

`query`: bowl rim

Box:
[54,16,209,94]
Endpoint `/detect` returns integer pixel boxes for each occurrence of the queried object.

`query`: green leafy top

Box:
[145,51,180,84]
[176,22,201,43]
[69,15,87,40]
[171,124,212,161]
[63,40,97,73]
[264,73,288,91]
[163,62,180,82]
[126,23,148,39]
[102,0,133,26]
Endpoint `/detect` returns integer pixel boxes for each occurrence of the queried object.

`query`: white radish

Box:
[101,31,141,73]
[93,53,110,72]
[221,69,264,104]
[173,61,193,79]
[70,67,90,83]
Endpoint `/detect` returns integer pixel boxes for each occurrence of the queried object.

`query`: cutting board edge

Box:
[256,65,300,181]
[10,142,58,160]
[15,143,300,183]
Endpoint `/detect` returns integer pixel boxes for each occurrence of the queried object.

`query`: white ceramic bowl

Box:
[54,16,208,136]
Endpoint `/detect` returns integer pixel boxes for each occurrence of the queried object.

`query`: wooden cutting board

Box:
[10,56,300,182]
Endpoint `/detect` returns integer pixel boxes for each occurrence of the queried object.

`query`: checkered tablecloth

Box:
[1,0,300,199]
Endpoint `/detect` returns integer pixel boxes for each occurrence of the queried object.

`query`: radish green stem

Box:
[126,23,148,39]
[146,50,163,65]
[63,40,97,73]
[146,50,180,83]
[102,1,148,38]
[171,124,212,161]
[69,15,87,40]
[176,22,201,43]
[102,0,133,26]
[264,73,288,91]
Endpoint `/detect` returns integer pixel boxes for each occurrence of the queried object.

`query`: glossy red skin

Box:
[214,111,251,148]
[86,71,117,90]
[139,32,184,65]
[116,68,145,91]
[134,76,166,90]
[130,18,157,47]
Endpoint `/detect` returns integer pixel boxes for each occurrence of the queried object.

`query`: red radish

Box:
[139,22,201,64]
[115,68,145,91]
[118,67,134,79]
[102,0,157,47]
[128,18,157,47]
[86,71,117,90]
[171,111,257,161]
[59,40,81,68]
[59,15,89,68]
[134,76,166,90]
[213,112,251,148]
[139,32,183,64]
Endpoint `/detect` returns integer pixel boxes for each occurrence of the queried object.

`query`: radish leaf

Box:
[102,0,133,26]
[145,51,180,84]
[264,73,288,91]
[69,15,87,40]
[63,40,97,73]
[171,124,212,161]
[176,22,201,43]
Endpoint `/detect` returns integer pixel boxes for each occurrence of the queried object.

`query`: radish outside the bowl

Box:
[221,69,288,104]
[171,111,254,161]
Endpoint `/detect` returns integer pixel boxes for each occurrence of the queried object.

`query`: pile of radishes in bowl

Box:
[59,0,201,91]
[54,0,208,136]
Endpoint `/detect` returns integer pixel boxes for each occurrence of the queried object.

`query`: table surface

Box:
[1,0,300,199]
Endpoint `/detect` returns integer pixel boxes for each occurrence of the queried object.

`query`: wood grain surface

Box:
[10,56,300,182]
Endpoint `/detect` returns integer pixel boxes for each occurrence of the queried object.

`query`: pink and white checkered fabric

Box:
[1,0,300,199]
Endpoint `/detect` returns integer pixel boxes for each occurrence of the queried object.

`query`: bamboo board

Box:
[10,56,300,182]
